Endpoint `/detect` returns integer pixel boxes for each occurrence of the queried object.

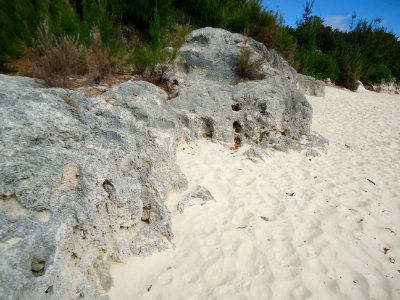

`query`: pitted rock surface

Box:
[0,78,186,299]
[0,27,326,300]
[172,27,324,97]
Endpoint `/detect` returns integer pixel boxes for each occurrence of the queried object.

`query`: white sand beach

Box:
[108,87,400,300]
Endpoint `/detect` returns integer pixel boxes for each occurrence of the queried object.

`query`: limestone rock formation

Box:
[297,74,325,97]
[373,81,400,95]
[0,77,187,299]
[177,186,215,214]
[356,80,367,93]
[172,27,324,97]
[170,27,317,150]
[0,27,326,300]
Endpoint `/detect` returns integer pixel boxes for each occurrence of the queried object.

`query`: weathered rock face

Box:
[0,75,187,299]
[170,27,315,149]
[173,27,324,97]
[171,77,312,150]
[373,81,400,95]
[356,80,367,93]
[0,27,326,300]
[297,74,326,97]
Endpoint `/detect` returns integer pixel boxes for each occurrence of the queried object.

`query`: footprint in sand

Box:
[205,234,221,247]
[204,261,228,285]
[182,271,200,284]
[232,208,254,225]
[245,283,272,298]
[202,224,217,235]
[236,242,259,276]
[176,248,191,258]
[292,284,312,299]
[158,272,174,286]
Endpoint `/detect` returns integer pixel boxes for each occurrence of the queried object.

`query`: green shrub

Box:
[0,0,126,72]
[367,63,392,83]
[295,49,339,81]
[238,47,265,80]
[86,26,122,84]
[130,22,191,82]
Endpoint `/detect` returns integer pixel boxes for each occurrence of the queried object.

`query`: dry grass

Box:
[6,44,38,77]
[8,23,120,88]
[37,36,86,87]
[60,94,78,109]
[86,27,120,84]
[8,22,182,99]
[238,47,266,81]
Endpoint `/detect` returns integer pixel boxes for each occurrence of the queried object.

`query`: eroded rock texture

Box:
[170,27,319,150]
[0,75,186,299]
[0,28,326,300]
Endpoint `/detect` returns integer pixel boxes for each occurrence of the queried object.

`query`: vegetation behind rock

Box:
[0,0,398,89]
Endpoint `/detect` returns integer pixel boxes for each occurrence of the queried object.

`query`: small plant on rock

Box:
[238,47,266,81]
[86,26,120,84]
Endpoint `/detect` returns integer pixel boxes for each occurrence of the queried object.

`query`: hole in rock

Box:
[259,102,267,115]
[31,257,46,277]
[234,136,241,146]
[233,121,242,133]
[200,117,214,139]
[45,286,53,295]
[231,103,240,111]
[231,136,242,150]
[102,179,115,200]
[281,129,290,137]
[141,204,151,224]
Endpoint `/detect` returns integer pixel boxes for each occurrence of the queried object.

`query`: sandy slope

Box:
[108,87,400,300]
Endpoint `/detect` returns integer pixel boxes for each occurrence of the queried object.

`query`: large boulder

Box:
[0,77,187,299]
[170,27,315,150]
[297,74,325,97]
[172,27,324,97]
[170,77,312,150]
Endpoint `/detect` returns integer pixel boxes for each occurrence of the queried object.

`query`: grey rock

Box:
[172,27,324,97]
[373,81,400,95]
[0,74,43,88]
[297,74,326,97]
[355,80,367,93]
[169,27,321,149]
[0,27,328,300]
[242,147,266,162]
[0,77,186,300]
[170,78,313,150]
[299,131,329,156]
[177,186,215,214]
[324,78,335,87]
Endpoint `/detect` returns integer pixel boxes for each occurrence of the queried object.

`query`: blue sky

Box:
[262,0,400,36]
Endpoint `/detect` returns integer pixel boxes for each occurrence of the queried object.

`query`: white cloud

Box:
[325,15,352,31]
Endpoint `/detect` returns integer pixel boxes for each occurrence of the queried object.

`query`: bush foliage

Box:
[238,47,266,80]
[1,0,399,89]
[292,1,399,89]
